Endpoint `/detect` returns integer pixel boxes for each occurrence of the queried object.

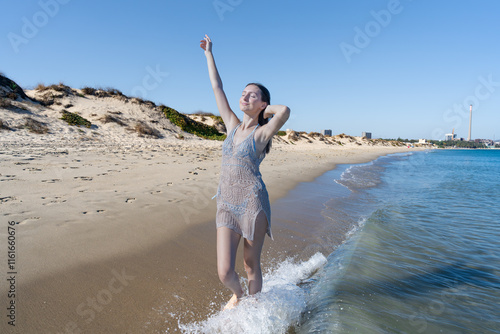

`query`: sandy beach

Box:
[0,80,426,333]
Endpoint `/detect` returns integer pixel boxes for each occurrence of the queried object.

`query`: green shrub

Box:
[61,110,92,128]
[162,106,226,141]
[210,115,224,123]
[277,130,286,136]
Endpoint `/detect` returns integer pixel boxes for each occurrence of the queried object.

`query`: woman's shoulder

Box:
[227,122,242,135]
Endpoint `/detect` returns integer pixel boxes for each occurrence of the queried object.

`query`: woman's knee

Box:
[217,264,235,284]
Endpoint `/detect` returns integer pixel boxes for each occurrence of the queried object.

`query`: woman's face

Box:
[239,85,267,114]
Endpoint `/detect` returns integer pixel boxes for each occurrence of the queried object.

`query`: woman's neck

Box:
[240,114,258,130]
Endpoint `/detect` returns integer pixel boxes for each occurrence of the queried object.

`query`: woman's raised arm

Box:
[255,104,291,148]
[200,35,240,132]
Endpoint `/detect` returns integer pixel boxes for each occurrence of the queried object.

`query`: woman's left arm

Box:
[256,104,291,143]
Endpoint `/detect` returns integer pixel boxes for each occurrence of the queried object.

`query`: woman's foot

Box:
[223,294,240,310]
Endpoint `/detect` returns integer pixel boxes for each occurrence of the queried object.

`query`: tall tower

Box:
[467,104,472,141]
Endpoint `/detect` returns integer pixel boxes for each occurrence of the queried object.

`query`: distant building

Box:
[321,129,332,136]
[445,133,457,141]
[475,139,494,145]
[419,139,427,144]
[362,132,372,139]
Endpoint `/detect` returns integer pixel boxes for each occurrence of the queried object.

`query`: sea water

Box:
[179,150,500,333]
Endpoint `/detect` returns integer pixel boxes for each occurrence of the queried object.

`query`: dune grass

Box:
[134,122,161,138]
[23,117,49,134]
[60,110,92,128]
[99,114,127,126]
[163,106,226,141]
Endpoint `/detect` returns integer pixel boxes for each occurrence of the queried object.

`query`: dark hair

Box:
[246,83,272,154]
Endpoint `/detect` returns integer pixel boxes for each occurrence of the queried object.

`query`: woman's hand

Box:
[200,34,212,54]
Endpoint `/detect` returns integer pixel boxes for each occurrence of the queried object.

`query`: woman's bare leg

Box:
[243,212,268,295]
[217,227,244,308]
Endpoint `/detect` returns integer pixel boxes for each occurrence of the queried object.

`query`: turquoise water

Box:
[179,150,500,333]
[296,150,500,333]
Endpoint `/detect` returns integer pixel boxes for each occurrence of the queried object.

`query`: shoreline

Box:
[0,141,423,333]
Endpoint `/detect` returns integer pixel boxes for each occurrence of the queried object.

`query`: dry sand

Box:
[0,82,428,333]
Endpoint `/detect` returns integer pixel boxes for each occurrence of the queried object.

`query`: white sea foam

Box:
[178,252,327,334]
[335,161,384,191]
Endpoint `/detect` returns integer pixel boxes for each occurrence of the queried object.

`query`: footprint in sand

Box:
[82,209,106,215]
[0,196,17,203]
[42,197,67,206]
[23,167,42,172]
[74,176,93,181]
[167,198,181,203]
[126,197,136,203]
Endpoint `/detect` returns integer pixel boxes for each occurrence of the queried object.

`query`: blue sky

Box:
[1,0,499,140]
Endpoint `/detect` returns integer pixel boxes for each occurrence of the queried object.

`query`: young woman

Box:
[200,34,290,309]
